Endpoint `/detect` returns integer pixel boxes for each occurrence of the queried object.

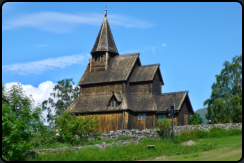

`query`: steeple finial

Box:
[105,8,107,17]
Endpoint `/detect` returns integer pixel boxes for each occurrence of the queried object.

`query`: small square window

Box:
[142,113,146,119]
[111,101,114,107]
[158,114,166,119]
[138,113,141,120]
[139,113,146,120]
[115,101,118,107]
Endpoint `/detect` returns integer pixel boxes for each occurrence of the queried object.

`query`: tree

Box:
[2,83,44,161]
[190,113,203,125]
[42,78,80,123]
[204,54,242,124]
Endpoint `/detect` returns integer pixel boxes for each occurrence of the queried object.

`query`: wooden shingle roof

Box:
[67,91,193,114]
[129,64,163,83]
[78,53,139,85]
[153,91,189,112]
[66,92,127,113]
[91,9,118,54]
[125,94,157,111]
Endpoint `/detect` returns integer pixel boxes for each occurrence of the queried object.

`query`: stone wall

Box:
[99,123,242,141]
[25,123,241,157]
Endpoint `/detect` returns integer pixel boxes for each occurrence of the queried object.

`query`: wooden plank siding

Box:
[77,112,129,133]
[177,100,191,126]
[131,113,156,130]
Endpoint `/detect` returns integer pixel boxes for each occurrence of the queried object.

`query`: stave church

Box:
[66,9,194,133]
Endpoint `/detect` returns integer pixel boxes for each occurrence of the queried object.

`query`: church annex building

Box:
[66,9,194,133]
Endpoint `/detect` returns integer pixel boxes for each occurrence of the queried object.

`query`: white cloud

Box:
[151,46,156,53]
[3,11,154,33]
[2,54,88,75]
[123,42,166,55]
[4,81,57,125]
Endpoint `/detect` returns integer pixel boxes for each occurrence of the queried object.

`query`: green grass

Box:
[149,135,242,161]
[25,128,242,161]
[26,136,214,161]
[31,136,133,150]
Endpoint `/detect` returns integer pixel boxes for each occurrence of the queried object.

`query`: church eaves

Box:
[90,9,119,55]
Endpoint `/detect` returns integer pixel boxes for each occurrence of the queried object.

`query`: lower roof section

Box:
[66,91,193,114]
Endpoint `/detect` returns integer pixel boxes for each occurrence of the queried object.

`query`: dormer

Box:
[108,92,122,110]
[90,9,119,72]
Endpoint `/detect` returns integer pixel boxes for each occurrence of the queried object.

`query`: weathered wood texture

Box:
[131,113,156,130]
[177,100,191,126]
[77,112,129,133]
[128,83,150,94]
[152,80,161,94]
[80,83,123,95]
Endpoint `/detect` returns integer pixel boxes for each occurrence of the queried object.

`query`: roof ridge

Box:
[115,53,140,57]
[160,91,189,95]
[138,64,160,68]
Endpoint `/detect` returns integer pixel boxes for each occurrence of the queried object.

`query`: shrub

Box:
[55,112,101,145]
[190,113,203,125]
[157,118,171,137]
[29,125,58,148]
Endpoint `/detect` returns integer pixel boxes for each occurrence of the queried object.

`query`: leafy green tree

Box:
[55,111,100,145]
[204,54,242,124]
[2,83,44,161]
[190,113,203,125]
[42,78,80,123]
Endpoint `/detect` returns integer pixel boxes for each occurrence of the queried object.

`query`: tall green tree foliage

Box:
[204,54,242,123]
[190,113,203,125]
[42,78,80,123]
[2,83,44,161]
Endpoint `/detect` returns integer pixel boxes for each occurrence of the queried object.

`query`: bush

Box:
[29,126,58,148]
[157,118,171,137]
[55,111,101,145]
[190,113,203,125]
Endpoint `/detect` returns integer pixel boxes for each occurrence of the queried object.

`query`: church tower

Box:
[90,9,119,72]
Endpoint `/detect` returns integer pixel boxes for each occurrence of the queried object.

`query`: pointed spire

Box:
[90,9,119,55]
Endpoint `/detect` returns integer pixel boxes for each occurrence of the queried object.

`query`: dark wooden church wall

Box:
[77,111,129,133]
[177,100,191,126]
[152,80,161,94]
[80,82,124,95]
[128,83,150,94]
[131,112,156,130]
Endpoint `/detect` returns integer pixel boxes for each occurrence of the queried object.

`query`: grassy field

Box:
[139,135,242,161]
[25,128,242,161]
[31,136,133,150]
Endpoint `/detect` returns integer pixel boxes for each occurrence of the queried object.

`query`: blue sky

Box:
[2,2,242,125]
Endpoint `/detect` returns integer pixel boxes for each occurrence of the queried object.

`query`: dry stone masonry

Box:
[99,123,242,141]
[25,123,241,157]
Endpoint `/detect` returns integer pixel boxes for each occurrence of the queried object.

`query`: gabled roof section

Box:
[107,92,122,103]
[129,64,163,83]
[66,92,127,113]
[78,53,139,85]
[153,91,192,112]
[125,93,157,111]
[90,9,119,55]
